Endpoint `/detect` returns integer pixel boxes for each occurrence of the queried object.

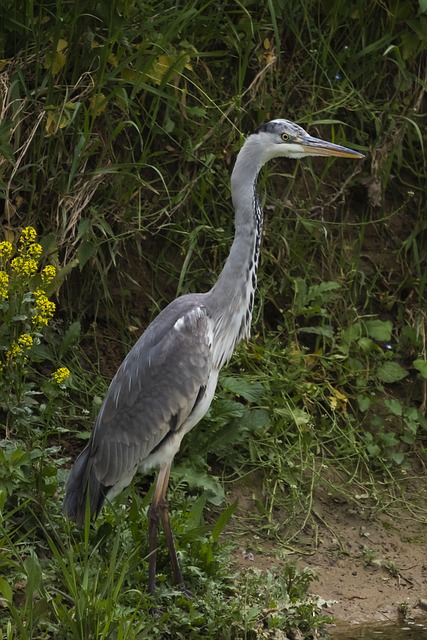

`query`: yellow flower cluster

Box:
[6,343,21,359]
[19,333,33,349]
[32,289,56,328]
[41,264,57,285]
[5,334,33,360]
[11,256,39,277]
[1,227,65,383]
[0,271,9,298]
[0,241,13,259]
[27,243,43,259]
[52,367,70,385]
[19,226,37,244]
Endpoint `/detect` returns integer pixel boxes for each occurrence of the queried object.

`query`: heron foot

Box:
[177,583,193,600]
[148,583,192,616]
[148,604,163,618]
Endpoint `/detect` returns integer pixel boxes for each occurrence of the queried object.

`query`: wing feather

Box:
[88,297,212,487]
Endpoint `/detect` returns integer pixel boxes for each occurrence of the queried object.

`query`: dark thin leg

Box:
[158,483,184,588]
[148,464,169,596]
[148,463,185,596]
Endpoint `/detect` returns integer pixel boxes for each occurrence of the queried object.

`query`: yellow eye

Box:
[281,133,290,141]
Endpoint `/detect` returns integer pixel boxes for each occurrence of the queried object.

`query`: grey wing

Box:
[88,299,213,488]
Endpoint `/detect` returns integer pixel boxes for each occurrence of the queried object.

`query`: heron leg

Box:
[148,463,184,596]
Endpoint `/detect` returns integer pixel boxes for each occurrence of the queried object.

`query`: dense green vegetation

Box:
[0,0,426,637]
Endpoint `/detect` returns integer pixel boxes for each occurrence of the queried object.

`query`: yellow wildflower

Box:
[18,334,33,350]
[0,270,9,298]
[32,289,56,328]
[52,367,70,384]
[32,314,49,328]
[26,243,43,259]
[19,226,37,243]
[41,265,57,285]
[11,256,38,277]
[6,342,22,359]
[0,241,13,258]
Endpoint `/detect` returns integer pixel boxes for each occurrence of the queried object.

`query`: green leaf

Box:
[406,16,427,41]
[186,492,208,529]
[413,359,427,379]
[77,241,96,269]
[357,394,371,412]
[376,362,408,383]
[24,550,42,597]
[365,319,392,341]
[60,321,81,358]
[212,501,237,542]
[383,399,403,416]
[0,576,13,604]
[239,408,269,432]
[298,325,334,338]
[172,462,225,505]
[340,323,362,346]
[210,398,245,425]
[309,281,341,301]
[391,451,405,465]
[357,337,376,353]
[367,443,381,457]
[377,431,399,447]
[221,375,265,403]
[186,106,207,117]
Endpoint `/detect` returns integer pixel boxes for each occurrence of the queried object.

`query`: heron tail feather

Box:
[63,445,108,525]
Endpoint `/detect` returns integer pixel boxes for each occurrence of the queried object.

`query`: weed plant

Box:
[0,0,426,637]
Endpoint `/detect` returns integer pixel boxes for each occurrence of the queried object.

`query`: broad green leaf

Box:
[367,443,381,457]
[391,451,405,465]
[275,406,311,427]
[24,550,42,597]
[383,399,403,416]
[172,463,224,505]
[0,577,13,604]
[413,359,427,379]
[298,325,334,338]
[210,398,245,424]
[239,408,269,432]
[357,394,371,412]
[376,361,408,383]
[365,319,392,341]
[77,241,96,269]
[357,337,376,353]
[221,375,265,403]
[340,323,362,346]
[377,431,399,447]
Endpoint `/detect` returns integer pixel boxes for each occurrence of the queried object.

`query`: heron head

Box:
[254,119,364,161]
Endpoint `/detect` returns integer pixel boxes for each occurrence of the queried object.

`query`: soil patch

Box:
[227,476,427,627]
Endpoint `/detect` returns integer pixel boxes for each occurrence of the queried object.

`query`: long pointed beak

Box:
[300,135,365,159]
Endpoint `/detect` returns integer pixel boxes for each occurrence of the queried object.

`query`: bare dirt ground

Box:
[228,475,427,631]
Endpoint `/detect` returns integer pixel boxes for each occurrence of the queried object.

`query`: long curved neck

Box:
[205,135,267,368]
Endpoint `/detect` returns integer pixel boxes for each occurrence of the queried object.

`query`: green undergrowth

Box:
[1,0,427,637]
[0,465,332,638]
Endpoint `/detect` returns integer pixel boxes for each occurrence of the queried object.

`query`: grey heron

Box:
[63,119,364,596]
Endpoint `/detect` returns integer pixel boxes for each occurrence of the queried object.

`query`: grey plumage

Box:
[64,296,212,521]
[63,119,363,595]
